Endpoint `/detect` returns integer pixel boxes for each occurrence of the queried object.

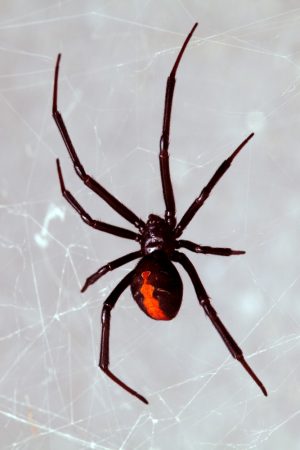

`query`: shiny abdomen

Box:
[131,252,183,320]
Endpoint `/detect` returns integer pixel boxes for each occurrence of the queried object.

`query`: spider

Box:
[52,23,267,404]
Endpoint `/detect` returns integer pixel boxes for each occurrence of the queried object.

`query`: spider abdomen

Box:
[131,252,183,320]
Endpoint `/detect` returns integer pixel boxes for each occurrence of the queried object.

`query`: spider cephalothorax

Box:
[141,214,176,255]
[53,23,267,404]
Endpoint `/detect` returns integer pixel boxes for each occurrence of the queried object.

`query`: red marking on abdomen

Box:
[140,271,167,320]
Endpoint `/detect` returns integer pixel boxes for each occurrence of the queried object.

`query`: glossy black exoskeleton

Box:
[54,22,267,405]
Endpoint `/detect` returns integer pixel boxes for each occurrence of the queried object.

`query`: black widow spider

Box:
[53,23,267,404]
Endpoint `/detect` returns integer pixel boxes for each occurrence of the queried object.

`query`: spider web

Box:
[1,1,300,449]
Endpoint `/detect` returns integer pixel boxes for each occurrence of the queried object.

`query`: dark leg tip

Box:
[232,250,246,255]
[139,395,149,405]
[261,385,268,397]
[81,283,87,293]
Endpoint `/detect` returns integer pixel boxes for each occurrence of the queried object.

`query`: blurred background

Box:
[1,1,300,449]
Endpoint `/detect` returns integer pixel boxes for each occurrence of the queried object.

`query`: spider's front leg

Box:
[56,159,138,241]
[53,54,145,231]
[172,251,267,397]
[100,270,148,404]
[175,132,254,237]
[159,23,198,228]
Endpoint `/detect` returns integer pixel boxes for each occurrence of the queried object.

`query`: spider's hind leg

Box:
[100,270,149,404]
[172,251,267,397]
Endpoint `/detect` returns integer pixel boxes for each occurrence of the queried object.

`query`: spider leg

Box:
[81,250,142,292]
[175,133,254,237]
[172,251,267,396]
[178,239,245,256]
[100,270,148,404]
[53,54,145,231]
[56,159,139,241]
[160,23,198,228]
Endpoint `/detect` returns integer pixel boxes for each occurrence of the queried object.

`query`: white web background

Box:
[1,1,300,449]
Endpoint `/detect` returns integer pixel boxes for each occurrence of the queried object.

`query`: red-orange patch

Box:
[140,271,167,320]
